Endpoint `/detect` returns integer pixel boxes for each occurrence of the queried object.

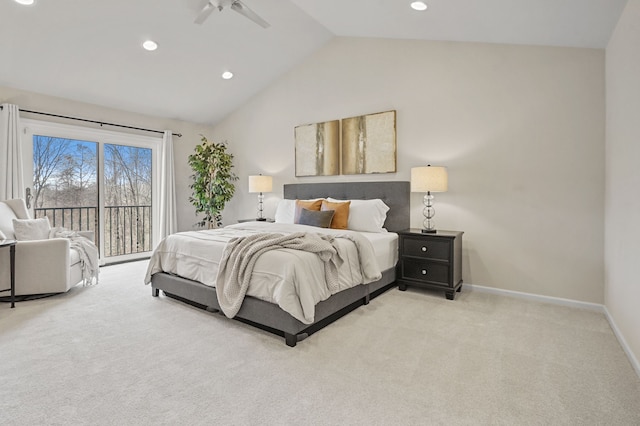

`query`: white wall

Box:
[605,0,640,369]
[213,37,606,303]
[0,85,214,232]
[0,38,608,306]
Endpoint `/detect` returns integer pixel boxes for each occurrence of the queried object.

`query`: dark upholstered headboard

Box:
[283,181,410,232]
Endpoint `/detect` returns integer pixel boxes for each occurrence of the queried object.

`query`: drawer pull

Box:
[421,246,428,252]
[421,269,427,275]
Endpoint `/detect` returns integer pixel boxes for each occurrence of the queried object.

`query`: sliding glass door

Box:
[22,119,160,264]
[31,134,99,246]
[103,143,153,257]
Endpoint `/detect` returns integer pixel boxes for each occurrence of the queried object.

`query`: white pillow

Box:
[12,217,51,241]
[326,198,390,233]
[274,199,296,224]
[274,198,324,224]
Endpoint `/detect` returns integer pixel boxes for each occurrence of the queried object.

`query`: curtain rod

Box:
[0,105,182,138]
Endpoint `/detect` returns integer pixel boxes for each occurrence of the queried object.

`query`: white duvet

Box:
[144,222,383,324]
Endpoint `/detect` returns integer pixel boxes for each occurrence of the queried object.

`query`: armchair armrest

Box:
[18,238,71,265]
[11,238,72,295]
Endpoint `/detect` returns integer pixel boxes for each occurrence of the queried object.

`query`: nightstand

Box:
[397,229,463,300]
[237,218,274,223]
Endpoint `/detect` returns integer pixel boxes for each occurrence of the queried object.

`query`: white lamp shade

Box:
[411,166,448,193]
[248,175,273,193]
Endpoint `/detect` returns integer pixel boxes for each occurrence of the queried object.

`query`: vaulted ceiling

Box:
[0,0,629,125]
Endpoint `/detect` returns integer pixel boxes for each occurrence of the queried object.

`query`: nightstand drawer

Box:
[402,237,450,261]
[401,259,450,285]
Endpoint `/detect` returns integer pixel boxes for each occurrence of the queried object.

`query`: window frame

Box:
[21,118,161,264]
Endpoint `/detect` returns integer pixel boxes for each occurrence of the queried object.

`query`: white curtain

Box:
[158,130,177,240]
[0,103,25,201]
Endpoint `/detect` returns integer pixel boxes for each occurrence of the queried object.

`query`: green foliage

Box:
[188,135,238,228]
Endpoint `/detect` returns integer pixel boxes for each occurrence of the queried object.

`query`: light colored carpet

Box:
[1,260,639,425]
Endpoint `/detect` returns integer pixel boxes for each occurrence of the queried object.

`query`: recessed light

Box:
[14,0,35,5]
[142,40,158,51]
[410,1,428,11]
[221,71,234,80]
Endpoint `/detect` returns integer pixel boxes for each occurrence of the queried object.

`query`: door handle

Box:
[25,187,32,209]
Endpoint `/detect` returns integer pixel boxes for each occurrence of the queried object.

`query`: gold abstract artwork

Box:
[342,110,396,175]
[294,120,340,177]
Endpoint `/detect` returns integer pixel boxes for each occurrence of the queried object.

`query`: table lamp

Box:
[248,174,273,221]
[411,165,448,233]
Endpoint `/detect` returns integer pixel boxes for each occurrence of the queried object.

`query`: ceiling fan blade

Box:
[230,0,270,28]
[194,2,217,25]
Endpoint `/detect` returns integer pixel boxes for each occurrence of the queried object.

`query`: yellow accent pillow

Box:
[321,200,350,230]
[294,199,323,223]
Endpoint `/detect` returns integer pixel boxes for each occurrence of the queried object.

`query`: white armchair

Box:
[0,198,94,296]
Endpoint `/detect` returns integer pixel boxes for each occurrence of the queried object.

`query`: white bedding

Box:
[144,222,394,324]
[360,232,398,271]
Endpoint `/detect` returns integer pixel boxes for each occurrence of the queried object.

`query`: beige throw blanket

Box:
[215,232,343,319]
[51,229,99,285]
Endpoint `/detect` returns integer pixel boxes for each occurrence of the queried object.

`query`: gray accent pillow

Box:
[297,208,335,228]
[12,217,51,241]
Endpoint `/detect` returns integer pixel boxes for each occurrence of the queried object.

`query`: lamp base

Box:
[421,228,437,234]
[255,218,267,221]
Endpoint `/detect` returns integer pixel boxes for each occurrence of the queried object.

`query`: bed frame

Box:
[151,181,410,347]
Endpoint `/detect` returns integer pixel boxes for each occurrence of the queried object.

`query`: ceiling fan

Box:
[194,0,271,28]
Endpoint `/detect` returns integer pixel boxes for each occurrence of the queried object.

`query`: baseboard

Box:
[462,283,604,312]
[462,283,639,379]
[603,306,640,378]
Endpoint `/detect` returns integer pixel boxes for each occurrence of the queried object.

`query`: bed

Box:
[147,181,409,347]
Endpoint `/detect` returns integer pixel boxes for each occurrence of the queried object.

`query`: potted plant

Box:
[188,136,238,228]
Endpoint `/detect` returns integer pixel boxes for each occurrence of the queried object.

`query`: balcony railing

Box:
[104,205,152,257]
[34,205,152,257]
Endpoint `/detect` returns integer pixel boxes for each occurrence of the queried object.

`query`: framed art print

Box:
[341,110,396,175]
[294,120,340,177]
